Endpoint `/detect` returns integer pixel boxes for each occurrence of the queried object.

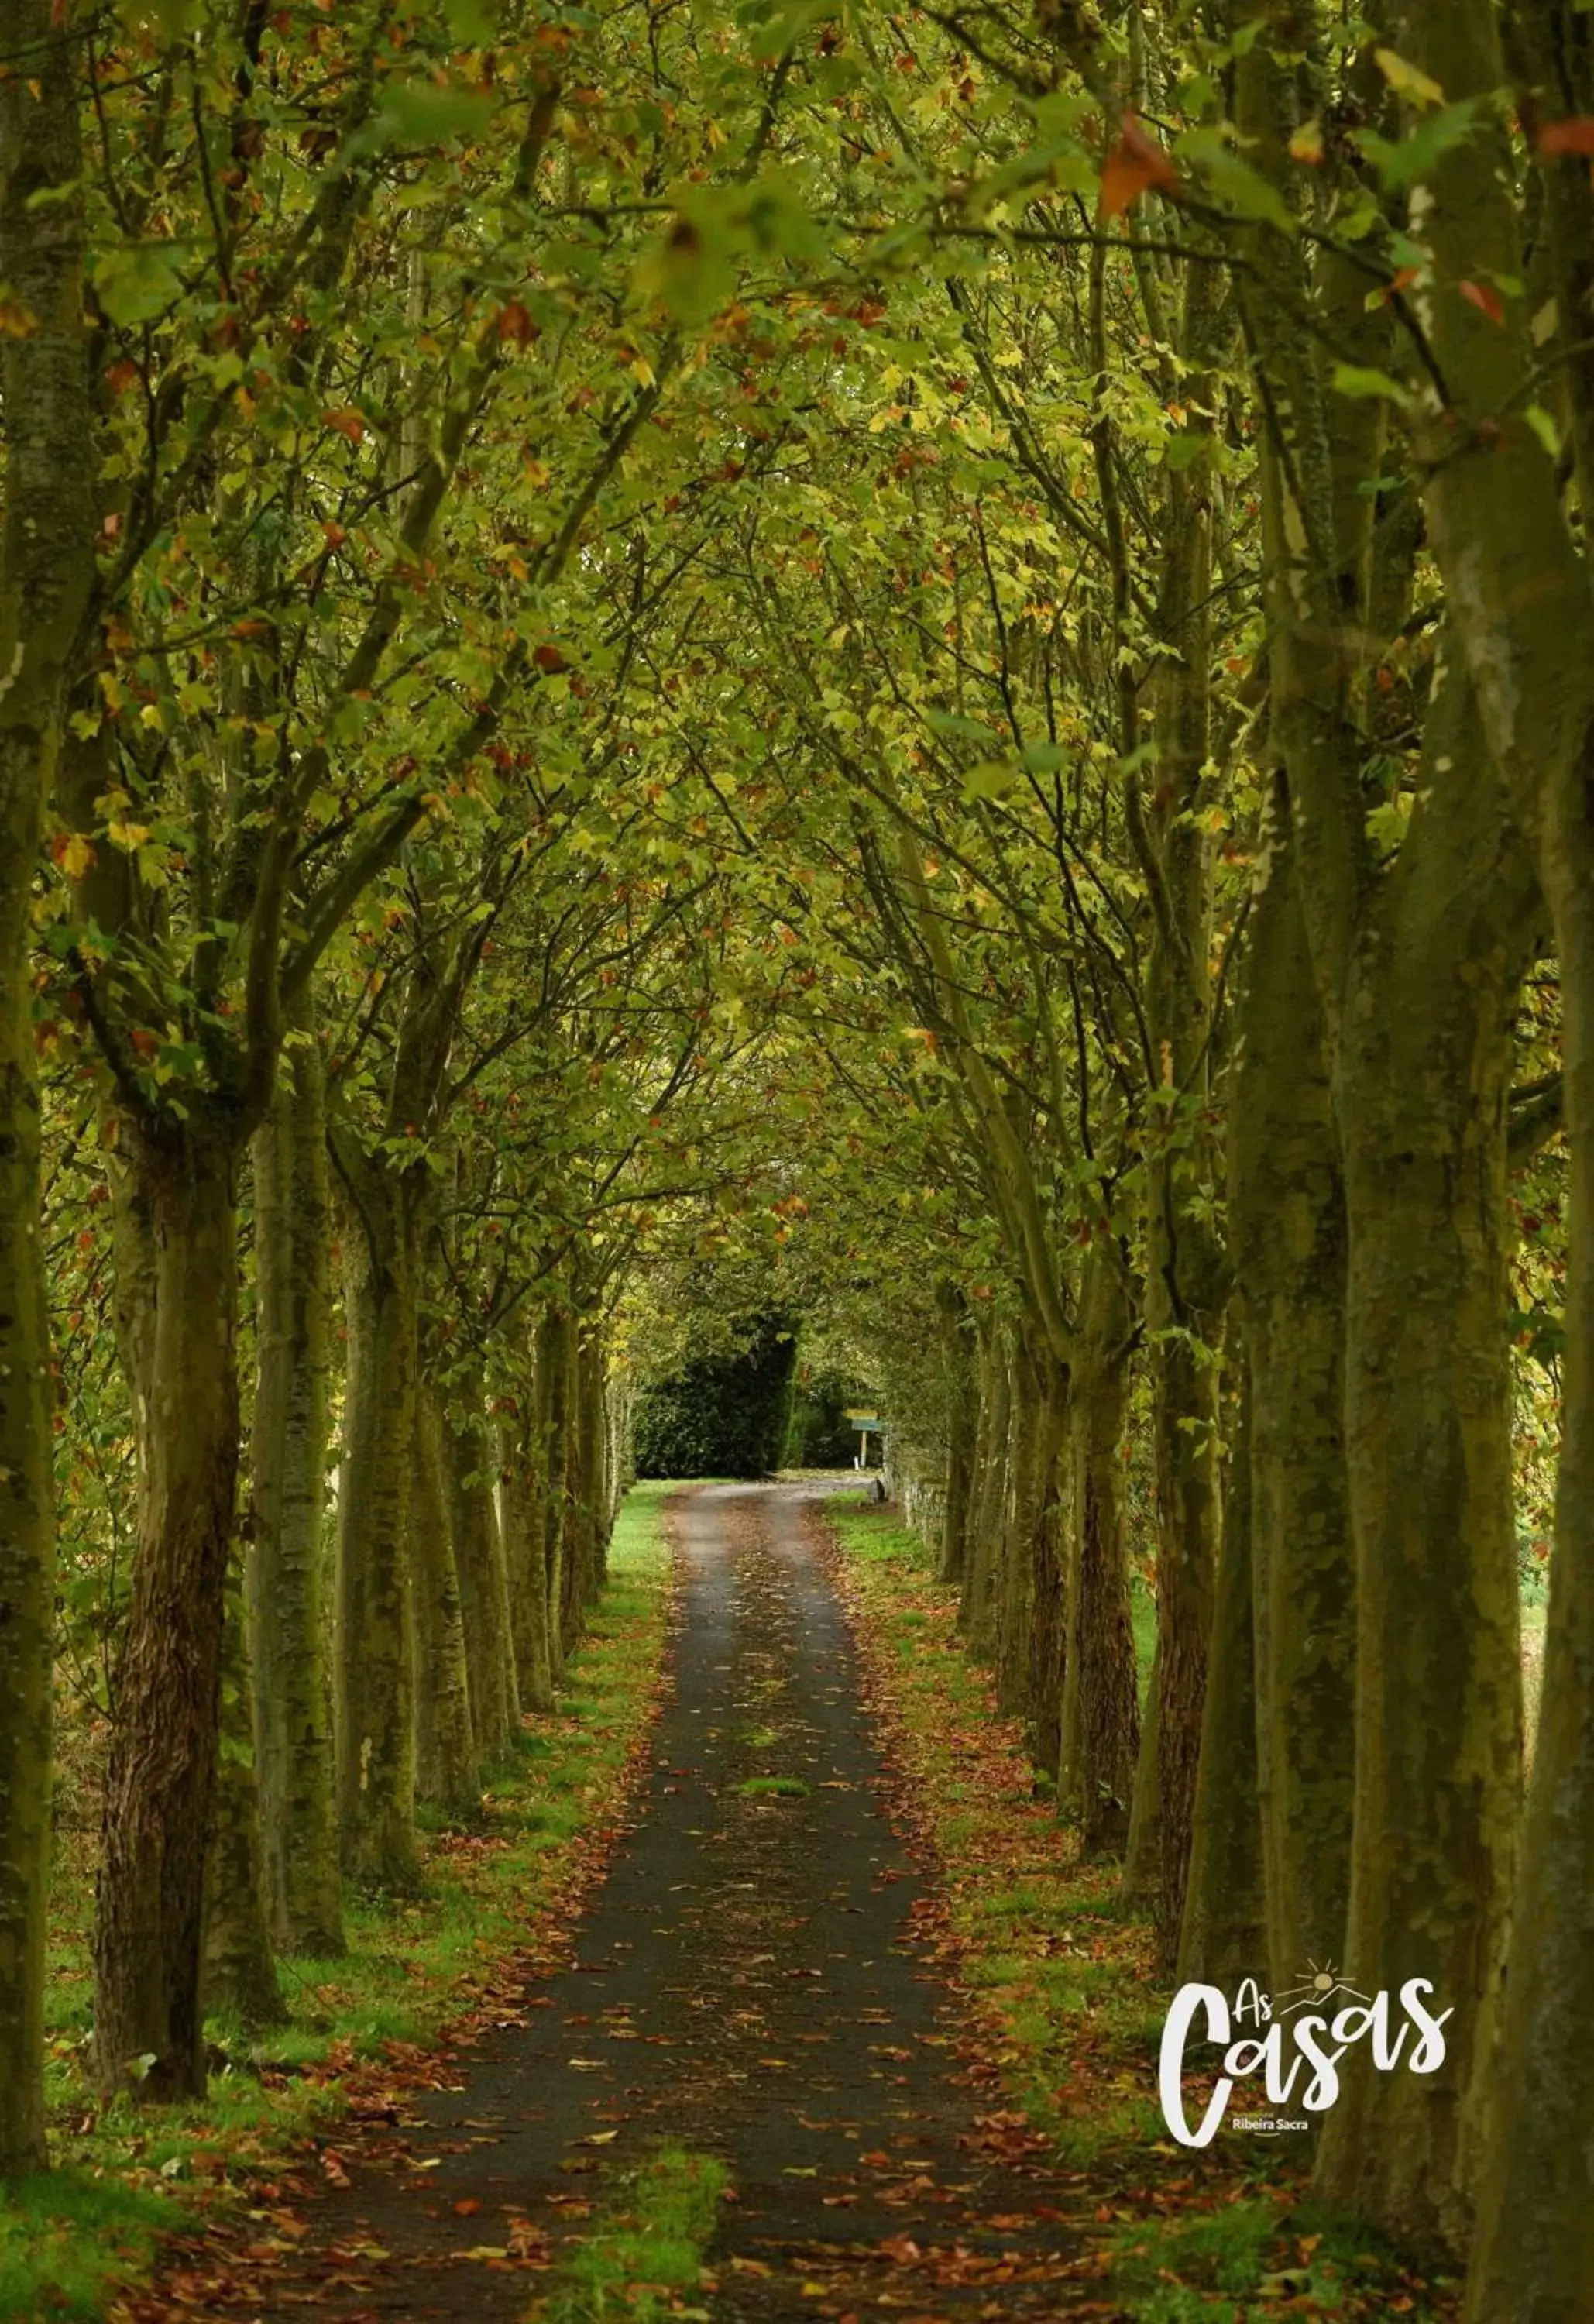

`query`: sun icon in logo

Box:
[1273,1959,1370,2016]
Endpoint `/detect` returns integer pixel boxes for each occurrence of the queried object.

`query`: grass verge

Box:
[534,2144,729,2323]
[823,1494,1459,2324]
[4,1481,676,2324]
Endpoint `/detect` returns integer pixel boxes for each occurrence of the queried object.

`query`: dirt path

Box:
[174,1482,1090,2321]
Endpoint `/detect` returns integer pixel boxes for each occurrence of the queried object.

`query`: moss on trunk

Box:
[249,1023,343,1957]
[335,1171,424,1893]
[411,1378,477,1816]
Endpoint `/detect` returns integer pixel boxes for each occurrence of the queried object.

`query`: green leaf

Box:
[93,242,184,325]
[369,79,498,150]
[1176,128,1295,233]
[1330,362,1414,411]
[1525,403,1561,459]
[1355,101,1479,191]
[964,760,1019,800]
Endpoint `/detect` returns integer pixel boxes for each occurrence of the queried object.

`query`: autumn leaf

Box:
[1537,116,1594,156]
[51,832,96,879]
[1460,277,1506,325]
[321,407,367,444]
[1098,113,1177,221]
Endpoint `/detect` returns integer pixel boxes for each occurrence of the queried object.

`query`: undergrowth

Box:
[4,1483,675,2323]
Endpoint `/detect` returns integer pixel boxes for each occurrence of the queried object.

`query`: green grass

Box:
[0,2174,180,2322]
[1108,2199,1455,2322]
[538,2144,730,2322]
[9,1481,675,2324]
[734,1775,809,1799]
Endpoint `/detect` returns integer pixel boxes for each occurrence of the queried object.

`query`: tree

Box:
[0,0,94,2174]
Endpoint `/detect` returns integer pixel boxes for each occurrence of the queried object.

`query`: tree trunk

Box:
[1023,1342,1071,1778]
[412,1377,476,1815]
[93,1127,241,2099]
[1463,803,1594,2319]
[1232,798,1352,1992]
[1177,1327,1266,1988]
[1334,2,1594,2298]
[202,1575,285,2027]
[499,1402,555,1716]
[335,1169,424,1893]
[573,1331,608,1610]
[249,1022,343,1956]
[960,1316,1008,1658]
[1312,863,1530,2250]
[993,1334,1042,1724]
[445,1367,520,1767]
[937,1285,976,1587]
[1062,1253,1141,1857]
[0,0,93,2173]
[1147,1298,1221,1966]
[541,1305,575,1678]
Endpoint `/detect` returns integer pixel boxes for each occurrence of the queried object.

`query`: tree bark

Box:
[249,1021,343,1955]
[498,1401,555,1717]
[411,1378,476,1815]
[937,1285,976,1587]
[1147,1300,1221,1966]
[1377,0,1594,2302]
[993,1332,1042,1724]
[335,1167,424,1892]
[540,1303,575,1679]
[1177,1326,1266,1989]
[1022,1340,1071,1778]
[1309,709,1534,2248]
[202,1574,285,2027]
[445,1365,520,1767]
[1465,821,1594,2319]
[572,1329,609,1612]
[0,0,93,2172]
[1061,1251,1141,1856]
[1232,797,1352,1993]
[960,1315,1008,1659]
[93,1128,241,2098]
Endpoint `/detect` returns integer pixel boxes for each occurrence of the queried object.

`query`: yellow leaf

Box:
[630,356,656,388]
[1374,47,1445,108]
[107,820,151,852]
